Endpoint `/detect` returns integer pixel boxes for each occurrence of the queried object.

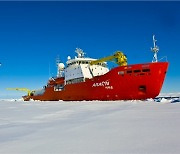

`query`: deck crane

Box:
[90,51,127,66]
[6,88,33,96]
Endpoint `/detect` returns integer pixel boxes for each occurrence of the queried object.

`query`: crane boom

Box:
[90,51,127,66]
[6,88,32,96]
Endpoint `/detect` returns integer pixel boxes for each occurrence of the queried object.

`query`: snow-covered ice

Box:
[0,99,180,153]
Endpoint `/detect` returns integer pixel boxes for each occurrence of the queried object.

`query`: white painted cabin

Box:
[64,48,109,84]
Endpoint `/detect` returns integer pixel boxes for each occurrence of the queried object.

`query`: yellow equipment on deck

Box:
[90,51,127,66]
[6,88,32,96]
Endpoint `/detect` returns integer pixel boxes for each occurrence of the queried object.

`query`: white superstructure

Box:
[64,48,109,84]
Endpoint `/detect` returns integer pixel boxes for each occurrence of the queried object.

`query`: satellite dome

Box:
[67,56,71,60]
[58,63,65,70]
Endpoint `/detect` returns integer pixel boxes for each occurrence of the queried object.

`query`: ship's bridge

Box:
[64,49,109,85]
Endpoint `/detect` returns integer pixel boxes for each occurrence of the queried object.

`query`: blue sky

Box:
[0,1,180,98]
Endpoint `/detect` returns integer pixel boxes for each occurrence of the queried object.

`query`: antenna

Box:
[56,55,60,66]
[151,35,159,62]
[56,55,60,77]
[75,48,85,58]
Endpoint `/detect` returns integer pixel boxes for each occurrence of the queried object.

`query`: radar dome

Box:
[67,56,71,60]
[58,63,65,71]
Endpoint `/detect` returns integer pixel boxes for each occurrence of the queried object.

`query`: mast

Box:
[151,35,159,62]
[56,55,60,77]
[75,48,85,58]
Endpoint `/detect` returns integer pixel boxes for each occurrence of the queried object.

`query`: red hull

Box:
[23,62,168,101]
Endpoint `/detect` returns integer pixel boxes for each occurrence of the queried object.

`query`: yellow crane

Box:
[6,88,32,96]
[90,51,127,66]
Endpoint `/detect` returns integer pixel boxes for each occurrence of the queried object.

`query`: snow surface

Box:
[0,99,180,153]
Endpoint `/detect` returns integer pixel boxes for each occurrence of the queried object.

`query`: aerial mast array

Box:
[151,35,159,62]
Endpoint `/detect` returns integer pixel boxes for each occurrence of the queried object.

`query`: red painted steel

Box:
[23,62,168,101]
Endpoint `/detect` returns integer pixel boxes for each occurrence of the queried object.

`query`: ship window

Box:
[126,70,132,73]
[118,71,124,75]
[103,63,106,67]
[142,69,150,72]
[139,85,146,92]
[134,70,141,73]
[66,77,84,85]
[54,84,64,91]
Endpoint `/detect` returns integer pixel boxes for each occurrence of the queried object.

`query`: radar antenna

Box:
[75,48,85,58]
[151,35,159,62]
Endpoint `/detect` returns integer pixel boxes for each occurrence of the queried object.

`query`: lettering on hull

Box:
[92,80,113,89]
